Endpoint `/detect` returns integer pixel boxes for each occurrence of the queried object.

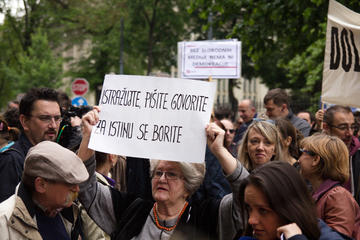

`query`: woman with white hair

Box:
[77,107,249,240]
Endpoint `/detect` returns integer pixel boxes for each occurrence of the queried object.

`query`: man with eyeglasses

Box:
[0,87,62,202]
[323,105,360,205]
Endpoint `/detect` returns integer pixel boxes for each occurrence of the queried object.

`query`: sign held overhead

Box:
[178,40,241,79]
[89,75,216,163]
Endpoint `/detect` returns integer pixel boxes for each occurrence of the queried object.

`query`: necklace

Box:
[153,201,188,231]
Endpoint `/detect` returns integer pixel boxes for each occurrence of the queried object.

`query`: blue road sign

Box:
[72,96,88,107]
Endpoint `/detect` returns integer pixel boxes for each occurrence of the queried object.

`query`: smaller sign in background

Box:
[178,39,241,79]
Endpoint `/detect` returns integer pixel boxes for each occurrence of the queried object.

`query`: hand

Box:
[206,122,226,154]
[315,109,324,124]
[81,106,100,137]
[70,116,82,127]
[78,106,100,161]
[277,223,302,239]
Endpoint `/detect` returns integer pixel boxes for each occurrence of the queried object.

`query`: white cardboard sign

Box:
[88,74,216,163]
[178,40,241,79]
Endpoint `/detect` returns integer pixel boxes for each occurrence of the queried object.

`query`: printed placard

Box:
[178,40,241,79]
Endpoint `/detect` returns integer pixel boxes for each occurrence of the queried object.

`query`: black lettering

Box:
[137,123,149,140]
[108,121,133,139]
[330,27,340,70]
[151,124,183,143]
[341,28,352,72]
[94,120,106,135]
[350,30,360,72]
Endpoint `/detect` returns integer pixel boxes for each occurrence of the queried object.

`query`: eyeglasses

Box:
[329,124,357,132]
[30,115,62,124]
[299,148,316,156]
[153,170,182,180]
[225,129,235,134]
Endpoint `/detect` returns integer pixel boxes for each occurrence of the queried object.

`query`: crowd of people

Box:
[0,86,359,240]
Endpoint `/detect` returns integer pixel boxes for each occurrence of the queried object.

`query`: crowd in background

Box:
[0,87,359,240]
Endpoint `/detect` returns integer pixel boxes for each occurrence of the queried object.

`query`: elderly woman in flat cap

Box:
[77,107,249,240]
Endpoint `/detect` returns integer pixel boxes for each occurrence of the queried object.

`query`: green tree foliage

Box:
[3,29,63,92]
[0,0,66,109]
[190,0,360,110]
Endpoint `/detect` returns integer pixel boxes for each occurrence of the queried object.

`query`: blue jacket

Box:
[238,219,347,240]
[0,133,32,202]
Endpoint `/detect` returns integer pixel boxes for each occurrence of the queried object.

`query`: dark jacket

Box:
[110,191,220,240]
[0,133,32,202]
[352,150,360,205]
[193,146,231,202]
[237,219,346,240]
[287,110,311,137]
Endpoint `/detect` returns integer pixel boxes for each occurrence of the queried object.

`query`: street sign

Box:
[72,96,88,106]
[72,78,89,96]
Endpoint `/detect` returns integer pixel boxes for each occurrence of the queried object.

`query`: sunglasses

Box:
[299,148,316,156]
[225,129,235,134]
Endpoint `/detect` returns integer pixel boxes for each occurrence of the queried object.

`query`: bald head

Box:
[238,99,256,123]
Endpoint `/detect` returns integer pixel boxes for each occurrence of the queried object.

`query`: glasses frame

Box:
[29,114,63,124]
[152,170,183,180]
[329,124,357,132]
[299,148,316,156]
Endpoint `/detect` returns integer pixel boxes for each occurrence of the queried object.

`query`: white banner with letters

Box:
[88,75,216,163]
[178,40,241,79]
[322,0,360,107]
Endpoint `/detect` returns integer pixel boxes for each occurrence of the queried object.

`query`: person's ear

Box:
[323,123,330,132]
[19,114,30,131]
[281,104,287,112]
[108,154,118,167]
[284,136,292,147]
[34,177,47,193]
[312,155,321,167]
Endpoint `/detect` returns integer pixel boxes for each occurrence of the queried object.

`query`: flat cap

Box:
[24,141,89,184]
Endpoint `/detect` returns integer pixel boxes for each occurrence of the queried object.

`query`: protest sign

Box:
[88,75,216,163]
[322,0,360,108]
[178,40,241,79]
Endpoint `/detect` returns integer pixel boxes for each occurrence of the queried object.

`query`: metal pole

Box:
[119,17,124,74]
[207,11,213,40]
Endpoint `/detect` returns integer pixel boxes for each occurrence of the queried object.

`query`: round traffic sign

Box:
[72,78,89,96]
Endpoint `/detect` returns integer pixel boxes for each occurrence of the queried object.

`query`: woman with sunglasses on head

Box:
[237,161,346,240]
[76,107,250,240]
[299,133,360,239]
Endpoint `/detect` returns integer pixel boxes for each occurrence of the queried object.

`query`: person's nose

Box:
[256,141,265,150]
[344,127,352,137]
[159,172,167,181]
[72,185,80,192]
[49,118,58,128]
[248,211,259,225]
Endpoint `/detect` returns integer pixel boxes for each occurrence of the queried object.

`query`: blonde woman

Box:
[237,120,284,172]
[299,133,360,239]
